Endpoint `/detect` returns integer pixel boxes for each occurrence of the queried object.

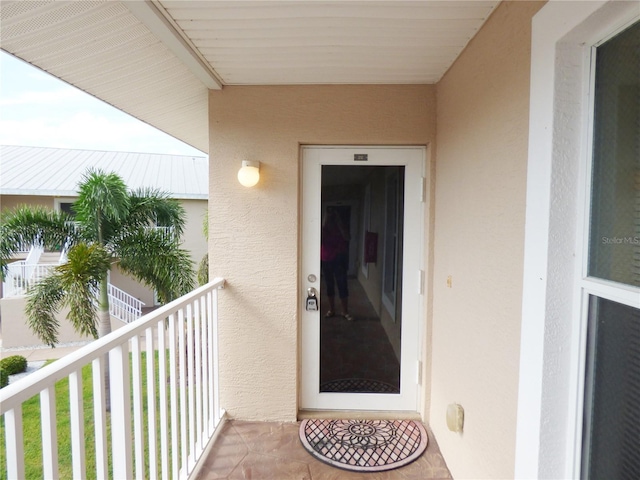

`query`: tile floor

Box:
[197,420,453,480]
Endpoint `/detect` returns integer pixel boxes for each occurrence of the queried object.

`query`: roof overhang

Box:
[0,1,501,154]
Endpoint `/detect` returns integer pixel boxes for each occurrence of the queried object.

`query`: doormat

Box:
[299,419,428,472]
[320,378,399,393]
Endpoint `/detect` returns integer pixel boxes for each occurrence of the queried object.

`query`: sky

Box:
[0,51,205,157]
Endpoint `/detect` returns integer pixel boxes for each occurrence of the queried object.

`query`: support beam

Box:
[125,0,223,90]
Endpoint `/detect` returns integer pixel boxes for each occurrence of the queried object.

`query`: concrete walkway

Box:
[1,342,89,361]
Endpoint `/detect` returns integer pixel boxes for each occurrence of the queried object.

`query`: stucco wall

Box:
[180,198,208,268]
[0,296,124,348]
[209,84,435,421]
[0,195,52,211]
[431,2,545,479]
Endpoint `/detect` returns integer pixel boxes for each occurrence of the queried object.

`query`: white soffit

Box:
[162,0,501,85]
[0,0,210,153]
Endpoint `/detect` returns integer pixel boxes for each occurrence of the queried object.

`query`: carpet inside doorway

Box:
[299,418,428,473]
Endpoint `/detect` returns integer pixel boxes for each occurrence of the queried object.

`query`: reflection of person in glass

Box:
[321,207,353,321]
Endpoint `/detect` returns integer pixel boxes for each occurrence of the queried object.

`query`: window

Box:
[581,20,640,480]
[54,198,76,218]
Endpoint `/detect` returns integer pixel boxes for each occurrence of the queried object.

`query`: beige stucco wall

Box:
[0,296,124,349]
[431,2,545,478]
[0,195,52,211]
[180,198,208,271]
[209,84,435,421]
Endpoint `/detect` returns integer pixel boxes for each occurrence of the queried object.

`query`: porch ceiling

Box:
[0,1,499,154]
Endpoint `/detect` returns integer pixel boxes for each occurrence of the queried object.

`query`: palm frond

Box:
[115,228,195,303]
[25,243,111,345]
[0,205,77,277]
[25,273,64,347]
[128,188,186,238]
[74,169,130,241]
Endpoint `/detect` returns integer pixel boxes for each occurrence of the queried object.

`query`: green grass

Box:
[0,351,173,480]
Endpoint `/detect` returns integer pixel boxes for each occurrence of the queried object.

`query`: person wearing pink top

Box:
[321,207,353,321]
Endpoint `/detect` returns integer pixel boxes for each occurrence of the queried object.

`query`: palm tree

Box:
[0,169,195,346]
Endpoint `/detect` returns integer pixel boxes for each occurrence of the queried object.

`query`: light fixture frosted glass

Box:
[237,161,260,187]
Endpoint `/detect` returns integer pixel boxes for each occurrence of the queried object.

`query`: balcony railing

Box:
[1,278,226,480]
[106,283,145,324]
[2,261,57,297]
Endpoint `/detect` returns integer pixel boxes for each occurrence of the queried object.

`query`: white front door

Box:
[300,146,425,412]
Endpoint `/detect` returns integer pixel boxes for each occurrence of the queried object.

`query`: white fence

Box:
[2,261,57,297]
[1,278,226,480]
[3,263,145,323]
[107,283,145,323]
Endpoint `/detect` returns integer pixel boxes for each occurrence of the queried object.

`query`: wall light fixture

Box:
[237,161,260,187]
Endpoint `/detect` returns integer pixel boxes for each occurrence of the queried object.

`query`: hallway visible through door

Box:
[320,165,404,395]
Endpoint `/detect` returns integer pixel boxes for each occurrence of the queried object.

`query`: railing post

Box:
[157,318,170,479]
[169,313,180,479]
[40,386,59,479]
[194,298,203,454]
[212,287,221,425]
[69,370,86,479]
[92,357,108,479]
[146,326,158,479]
[131,335,145,479]
[5,406,25,480]
[110,343,133,479]
[187,302,196,471]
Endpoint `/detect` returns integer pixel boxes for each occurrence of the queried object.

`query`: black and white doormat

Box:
[299,419,428,472]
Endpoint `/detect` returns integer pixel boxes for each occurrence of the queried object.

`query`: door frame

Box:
[299,145,426,413]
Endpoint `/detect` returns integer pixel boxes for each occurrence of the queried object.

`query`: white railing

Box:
[107,283,145,323]
[24,243,44,271]
[14,240,36,255]
[144,226,176,241]
[2,261,57,297]
[3,261,145,323]
[1,278,226,480]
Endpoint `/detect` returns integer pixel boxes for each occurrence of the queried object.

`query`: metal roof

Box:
[0,145,208,200]
[0,1,500,154]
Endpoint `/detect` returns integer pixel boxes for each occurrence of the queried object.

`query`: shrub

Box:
[0,368,8,388]
[0,355,28,375]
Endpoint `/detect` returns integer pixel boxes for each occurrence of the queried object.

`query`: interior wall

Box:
[208,84,435,421]
[431,2,545,478]
[355,167,403,360]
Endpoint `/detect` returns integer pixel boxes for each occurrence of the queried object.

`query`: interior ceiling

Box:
[0,1,500,154]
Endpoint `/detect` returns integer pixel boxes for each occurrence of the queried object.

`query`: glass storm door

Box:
[300,146,425,412]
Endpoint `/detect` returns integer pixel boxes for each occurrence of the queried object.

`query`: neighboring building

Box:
[1,2,638,479]
[0,145,208,345]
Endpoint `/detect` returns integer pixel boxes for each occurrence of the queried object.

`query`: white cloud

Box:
[0,88,86,107]
[0,112,203,155]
